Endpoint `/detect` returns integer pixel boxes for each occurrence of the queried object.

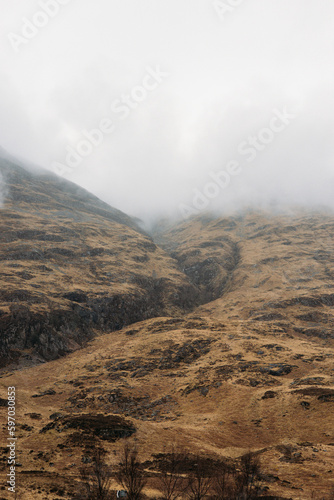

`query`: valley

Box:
[0,156,334,498]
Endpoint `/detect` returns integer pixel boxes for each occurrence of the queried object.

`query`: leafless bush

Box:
[185,454,213,500]
[211,460,237,499]
[116,443,147,500]
[209,452,263,500]
[79,447,113,500]
[157,446,187,500]
[234,452,262,499]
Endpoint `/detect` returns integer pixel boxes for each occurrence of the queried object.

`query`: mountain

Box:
[0,154,199,367]
[0,155,334,498]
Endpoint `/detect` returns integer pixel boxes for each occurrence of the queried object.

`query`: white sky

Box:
[1,0,334,221]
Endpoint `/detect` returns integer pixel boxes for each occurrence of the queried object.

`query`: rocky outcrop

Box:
[40,414,136,441]
[0,156,201,367]
[153,218,240,301]
[0,281,200,365]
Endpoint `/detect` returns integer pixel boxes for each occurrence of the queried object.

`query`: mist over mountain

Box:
[1,1,334,498]
[1,86,334,224]
[1,152,334,497]
[1,1,334,222]
[0,153,203,367]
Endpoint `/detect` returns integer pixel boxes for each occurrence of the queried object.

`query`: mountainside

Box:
[0,156,199,367]
[0,158,334,498]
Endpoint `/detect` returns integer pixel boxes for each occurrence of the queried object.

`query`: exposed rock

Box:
[32,389,56,398]
[50,413,63,420]
[262,391,278,399]
[293,327,333,339]
[40,414,136,441]
[253,313,285,321]
[260,364,293,376]
[24,413,42,420]
[292,388,334,401]
[295,377,325,386]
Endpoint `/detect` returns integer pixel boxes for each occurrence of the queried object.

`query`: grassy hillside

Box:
[0,158,199,367]
[0,160,333,498]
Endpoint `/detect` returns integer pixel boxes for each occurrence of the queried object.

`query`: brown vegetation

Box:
[1,161,334,498]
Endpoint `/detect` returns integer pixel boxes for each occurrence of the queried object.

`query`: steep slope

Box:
[0,156,200,367]
[1,210,334,498]
[169,212,334,340]
[153,215,240,302]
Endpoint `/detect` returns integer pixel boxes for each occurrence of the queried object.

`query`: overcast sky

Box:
[1,0,334,221]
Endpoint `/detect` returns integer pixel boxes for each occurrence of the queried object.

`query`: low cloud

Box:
[1,0,334,223]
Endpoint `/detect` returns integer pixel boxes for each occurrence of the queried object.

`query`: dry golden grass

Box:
[1,162,334,498]
[1,309,333,498]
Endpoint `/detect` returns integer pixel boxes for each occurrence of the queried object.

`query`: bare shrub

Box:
[79,447,113,500]
[235,452,262,499]
[157,446,187,500]
[211,460,237,499]
[185,454,213,500]
[116,443,147,500]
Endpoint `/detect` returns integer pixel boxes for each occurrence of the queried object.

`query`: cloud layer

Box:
[0,0,334,221]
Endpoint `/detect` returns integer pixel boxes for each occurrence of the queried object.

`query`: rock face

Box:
[40,414,136,441]
[0,155,200,366]
[153,218,240,302]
